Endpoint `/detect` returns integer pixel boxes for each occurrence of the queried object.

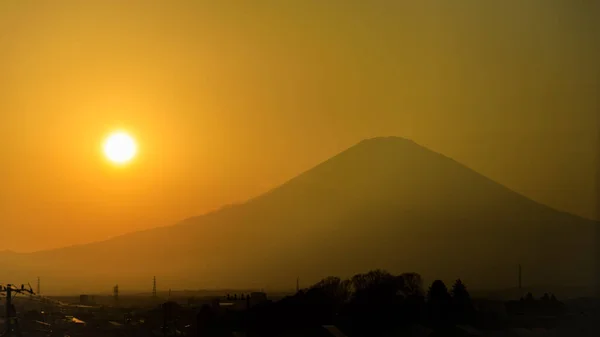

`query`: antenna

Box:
[152,276,157,298]
[113,284,119,304]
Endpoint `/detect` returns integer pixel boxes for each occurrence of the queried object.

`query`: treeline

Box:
[506,292,566,316]
[242,270,476,337]
[197,269,566,337]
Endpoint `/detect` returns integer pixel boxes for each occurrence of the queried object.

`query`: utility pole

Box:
[152,276,157,298]
[162,302,168,337]
[5,286,12,336]
[1,283,35,337]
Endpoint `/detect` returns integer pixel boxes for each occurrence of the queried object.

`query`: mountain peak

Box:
[6,136,597,294]
[357,136,416,144]
[348,136,438,157]
[353,136,421,151]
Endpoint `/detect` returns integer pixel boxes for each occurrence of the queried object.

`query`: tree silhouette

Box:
[428,280,450,302]
[400,272,424,297]
[450,279,475,324]
[451,279,466,296]
[341,270,407,336]
[241,271,429,337]
[427,280,452,328]
[351,269,397,293]
[311,276,351,305]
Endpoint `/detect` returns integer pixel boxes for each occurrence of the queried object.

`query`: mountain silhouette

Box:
[3,137,597,294]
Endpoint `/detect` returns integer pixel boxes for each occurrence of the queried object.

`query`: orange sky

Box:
[0,0,598,252]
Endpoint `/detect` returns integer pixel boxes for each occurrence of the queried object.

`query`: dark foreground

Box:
[5,271,600,337]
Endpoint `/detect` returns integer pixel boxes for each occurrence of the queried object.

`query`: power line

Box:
[0,284,35,337]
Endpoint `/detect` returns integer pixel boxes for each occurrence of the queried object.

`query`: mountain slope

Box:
[3,137,597,294]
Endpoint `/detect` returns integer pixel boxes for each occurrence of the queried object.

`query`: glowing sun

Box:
[103,131,137,164]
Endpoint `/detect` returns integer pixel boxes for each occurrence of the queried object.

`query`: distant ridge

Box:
[3,137,597,295]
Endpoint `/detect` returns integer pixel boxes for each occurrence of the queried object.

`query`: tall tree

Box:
[451,279,475,324]
[310,276,351,311]
[347,270,404,336]
[400,272,424,297]
[427,280,452,328]
[399,273,425,325]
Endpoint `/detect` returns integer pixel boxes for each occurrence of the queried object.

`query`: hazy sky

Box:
[0,0,598,252]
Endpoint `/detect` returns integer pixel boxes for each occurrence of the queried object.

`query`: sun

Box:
[103,131,137,164]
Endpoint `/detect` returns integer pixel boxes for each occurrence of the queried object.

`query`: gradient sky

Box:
[0,0,598,252]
